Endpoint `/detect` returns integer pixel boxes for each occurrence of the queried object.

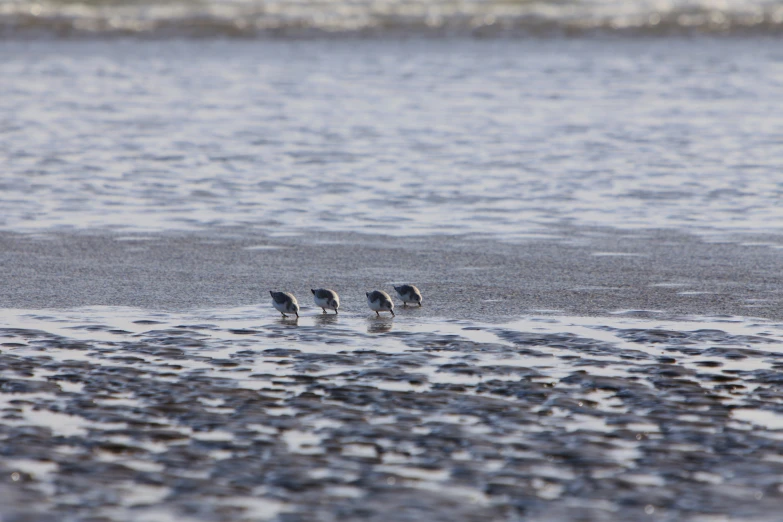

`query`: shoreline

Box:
[2,225,782,321]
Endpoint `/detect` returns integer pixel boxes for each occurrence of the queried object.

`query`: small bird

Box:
[270,291,299,318]
[311,288,340,314]
[394,284,422,307]
[366,290,395,317]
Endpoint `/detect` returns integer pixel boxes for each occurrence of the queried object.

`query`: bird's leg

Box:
[295,312,299,318]
[376,311,380,317]
[403,302,407,307]
[418,302,422,307]
[322,308,326,314]
[335,309,339,315]
[281,313,287,318]
[391,310,395,317]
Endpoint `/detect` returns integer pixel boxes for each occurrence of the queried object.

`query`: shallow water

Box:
[2,38,783,240]
[2,306,783,520]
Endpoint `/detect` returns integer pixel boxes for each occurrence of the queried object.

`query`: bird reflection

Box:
[278,316,299,327]
[314,313,339,327]
[367,318,393,334]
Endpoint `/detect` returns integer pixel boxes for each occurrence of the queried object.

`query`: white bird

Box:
[394,284,422,307]
[270,291,299,318]
[311,288,340,314]
[366,290,395,317]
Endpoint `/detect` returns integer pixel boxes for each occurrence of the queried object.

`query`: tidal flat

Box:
[1,228,783,521]
[2,35,783,520]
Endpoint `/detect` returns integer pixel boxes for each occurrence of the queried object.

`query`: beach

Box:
[2,227,783,320]
[2,31,783,521]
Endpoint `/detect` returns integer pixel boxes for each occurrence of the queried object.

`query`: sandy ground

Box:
[1,226,782,320]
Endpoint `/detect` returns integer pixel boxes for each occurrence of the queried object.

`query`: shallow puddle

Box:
[1,307,783,520]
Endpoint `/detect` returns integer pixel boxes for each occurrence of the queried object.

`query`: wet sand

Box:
[2,226,782,321]
[2,300,783,521]
[2,226,783,520]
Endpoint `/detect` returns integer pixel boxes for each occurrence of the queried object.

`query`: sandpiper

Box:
[269,291,299,318]
[394,284,422,307]
[366,290,395,317]
[311,288,340,314]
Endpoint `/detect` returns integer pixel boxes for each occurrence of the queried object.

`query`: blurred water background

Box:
[1,37,782,239]
[2,0,783,37]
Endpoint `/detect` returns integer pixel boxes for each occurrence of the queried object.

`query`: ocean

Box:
[2,0,783,38]
[2,3,783,521]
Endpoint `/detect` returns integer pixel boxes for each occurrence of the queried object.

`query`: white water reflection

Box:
[2,305,782,438]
